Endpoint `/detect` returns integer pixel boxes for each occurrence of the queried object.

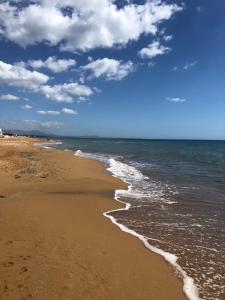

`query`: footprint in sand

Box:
[5,240,13,245]
[20,255,31,261]
[18,285,33,300]
[20,266,28,274]
[2,261,14,268]
[1,280,9,294]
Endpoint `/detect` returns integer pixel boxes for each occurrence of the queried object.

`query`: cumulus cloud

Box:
[21,104,32,109]
[166,97,186,103]
[0,94,20,101]
[82,58,134,80]
[28,56,76,73]
[62,108,77,115]
[0,59,93,104]
[39,82,93,103]
[0,1,182,52]
[37,110,61,115]
[138,41,170,59]
[0,60,49,89]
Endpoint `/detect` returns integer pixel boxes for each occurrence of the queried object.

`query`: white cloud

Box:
[166,97,186,103]
[93,87,101,93]
[37,110,61,115]
[0,1,182,52]
[173,61,197,72]
[78,75,85,84]
[183,61,197,70]
[39,82,93,103]
[0,94,20,101]
[21,104,32,109]
[0,60,49,89]
[138,41,170,59]
[82,58,134,80]
[62,108,78,115]
[0,119,63,131]
[28,56,76,73]
[37,108,78,116]
[147,61,156,68]
[163,35,173,42]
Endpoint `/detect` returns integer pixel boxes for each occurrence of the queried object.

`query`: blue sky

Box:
[0,0,224,139]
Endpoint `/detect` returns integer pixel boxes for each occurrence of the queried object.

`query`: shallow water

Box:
[51,138,225,300]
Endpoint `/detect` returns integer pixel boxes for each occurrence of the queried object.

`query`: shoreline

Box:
[0,137,187,300]
[74,147,200,300]
[35,140,200,300]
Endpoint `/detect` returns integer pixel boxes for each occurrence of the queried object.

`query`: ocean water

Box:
[47,138,225,300]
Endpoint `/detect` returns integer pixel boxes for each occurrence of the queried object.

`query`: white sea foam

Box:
[34,141,62,149]
[75,149,84,156]
[75,149,201,300]
[75,149,109,163]
[108,158,146,181]
[103,194,201,300]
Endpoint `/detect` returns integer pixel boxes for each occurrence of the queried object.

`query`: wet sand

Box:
[0,137,187,300]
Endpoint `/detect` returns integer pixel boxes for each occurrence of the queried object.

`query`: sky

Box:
[0,0,224,139]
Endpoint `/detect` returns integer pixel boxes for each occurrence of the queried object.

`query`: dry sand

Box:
[0,137,187,300]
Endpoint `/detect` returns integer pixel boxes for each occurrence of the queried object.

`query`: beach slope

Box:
[0,137,186,300]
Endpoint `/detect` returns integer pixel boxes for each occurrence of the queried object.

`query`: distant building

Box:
[0,128,3,138]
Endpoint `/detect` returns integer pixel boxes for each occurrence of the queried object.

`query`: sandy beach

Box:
[0,137,187,300]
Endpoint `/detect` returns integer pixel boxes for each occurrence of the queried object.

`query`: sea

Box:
[41,138,225,300]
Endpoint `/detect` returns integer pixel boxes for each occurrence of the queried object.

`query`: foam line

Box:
[34,141,62,149]
[103,192,201,300]
[76,150,201,300]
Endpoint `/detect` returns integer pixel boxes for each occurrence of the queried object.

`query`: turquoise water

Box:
[52,138,225,300]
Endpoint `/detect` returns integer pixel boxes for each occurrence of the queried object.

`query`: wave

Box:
[75,149,110,163]
[103,205,200,300]
[76,151,175,202]
[34,140,62,149]
[75,149,201,300]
